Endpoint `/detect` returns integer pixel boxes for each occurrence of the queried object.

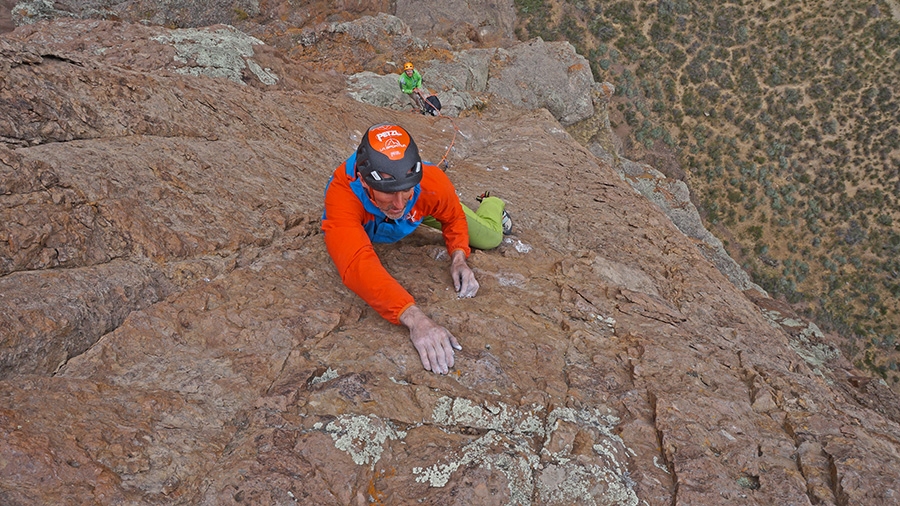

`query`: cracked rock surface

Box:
[2,14,900,506]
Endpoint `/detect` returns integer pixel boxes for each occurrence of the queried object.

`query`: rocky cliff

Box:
[2,6,900,506]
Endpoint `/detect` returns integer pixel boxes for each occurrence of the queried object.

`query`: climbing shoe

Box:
[501,210,513,235]
[476,191,491,203]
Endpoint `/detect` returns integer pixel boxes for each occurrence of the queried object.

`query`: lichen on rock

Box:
[418,397,639,506]
[324,414,406,469]
[151,25,277,85]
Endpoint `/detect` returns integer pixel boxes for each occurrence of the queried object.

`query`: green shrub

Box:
[592,21,619,41]
[686,59,707,83]
[649,21,671,42]
[607,1,637,23]
[668,47,687,67]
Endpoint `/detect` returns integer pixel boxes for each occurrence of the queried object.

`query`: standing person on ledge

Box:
[398,61,429,113]
[321,123,511,375]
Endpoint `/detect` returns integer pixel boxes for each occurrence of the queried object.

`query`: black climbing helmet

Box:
[356,123,423,193]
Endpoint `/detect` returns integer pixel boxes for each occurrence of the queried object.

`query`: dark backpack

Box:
[423,94,442,115]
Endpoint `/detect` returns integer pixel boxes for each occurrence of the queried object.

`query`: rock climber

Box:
[322,123,512,375]
[398,61,429,113]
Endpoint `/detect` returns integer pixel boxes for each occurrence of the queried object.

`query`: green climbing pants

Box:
[421,196,506,250]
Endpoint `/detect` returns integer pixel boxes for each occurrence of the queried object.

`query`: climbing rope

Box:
[414,90,460,170]
[435,114,460,170]
[405,88,461,170]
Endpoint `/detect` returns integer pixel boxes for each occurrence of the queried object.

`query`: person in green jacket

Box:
[399,62,428,112]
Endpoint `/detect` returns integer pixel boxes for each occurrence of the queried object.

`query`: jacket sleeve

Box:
[421,166,471,258]
[322,172,415,325]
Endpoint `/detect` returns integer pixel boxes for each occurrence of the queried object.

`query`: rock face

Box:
[2,14,900,506]
[395,0,517,47]
[0,0,13,33]
[11,0,262,28]
[345,33,595,124]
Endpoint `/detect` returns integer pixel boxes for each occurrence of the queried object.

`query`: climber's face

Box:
[363,181,414,219]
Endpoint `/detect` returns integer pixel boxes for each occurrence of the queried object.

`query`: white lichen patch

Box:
[537,407,639,506]
[324,414,406,469]
[653,456,670,474]
[780,317,805,328]
[537,462,638,506]
[413,430,539,504]
[761,308,840,371]
[309,367,338,385]
[760,308,785,330]
[498,272,527,287]
[473,269,527,288]
[151,25,279,85]
[503,237,533,253]
[591,313,617,329]
[413,431,496,487]
[432,396,545,436]
[246,59,279,85]
[11,0,76,25]
[789,330,840,370]
[422,397,638,506]
[548,126,568,137]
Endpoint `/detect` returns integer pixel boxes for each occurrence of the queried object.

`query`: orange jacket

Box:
[322,155,470,324]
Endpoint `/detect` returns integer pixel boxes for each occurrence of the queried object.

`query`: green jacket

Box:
[398,70,423,94]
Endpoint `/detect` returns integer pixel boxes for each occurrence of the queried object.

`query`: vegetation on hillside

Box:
[514,0,900,387]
